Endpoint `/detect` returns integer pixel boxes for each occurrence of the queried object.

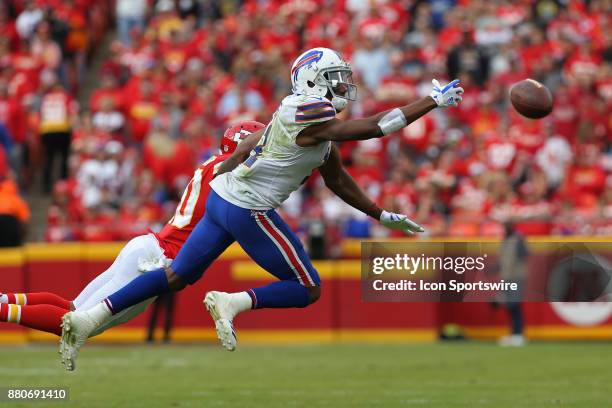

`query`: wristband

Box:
[377,108,408,135]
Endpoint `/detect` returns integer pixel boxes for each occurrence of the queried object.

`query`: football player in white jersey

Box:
[60,47,463,366]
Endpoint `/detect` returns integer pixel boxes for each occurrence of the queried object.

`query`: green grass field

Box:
[0,342,610,407]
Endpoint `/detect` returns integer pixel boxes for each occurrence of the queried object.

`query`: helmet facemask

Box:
[315,67,357,112]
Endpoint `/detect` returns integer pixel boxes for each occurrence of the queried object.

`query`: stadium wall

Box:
[1,239,611,344]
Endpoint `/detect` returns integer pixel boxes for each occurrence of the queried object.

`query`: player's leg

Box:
[0,235,156,338]
[204,203,321,351]
[71,261,117,310]
[0,230,132,315]
[0,291,72,336]
[0,292,72,310]
[98,190,236,316]
[101,209,234,315]
[61,196,235,369]
[0,303,66,335]
[76,234,165,337]
[74,234,164,312]
[231,208,321,308]
[60,234,167,369]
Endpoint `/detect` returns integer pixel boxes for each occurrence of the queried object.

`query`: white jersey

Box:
[211,93,334,210]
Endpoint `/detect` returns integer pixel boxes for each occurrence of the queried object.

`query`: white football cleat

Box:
[60,311,98,371]
[204,291,237,351]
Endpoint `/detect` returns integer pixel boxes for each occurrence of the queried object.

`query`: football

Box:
[510,79,553,119]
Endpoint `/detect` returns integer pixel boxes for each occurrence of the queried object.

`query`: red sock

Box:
[2,292,71,310]
[0,303,65,336]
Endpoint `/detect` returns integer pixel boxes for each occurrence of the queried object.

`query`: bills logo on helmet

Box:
[291,50,324,83]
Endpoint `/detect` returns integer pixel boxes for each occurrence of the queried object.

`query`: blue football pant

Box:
[106,190,320,313]
[171,190,320,308]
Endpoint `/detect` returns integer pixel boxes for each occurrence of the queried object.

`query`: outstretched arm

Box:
[318,144,382,219]
[296,79,463,147]
[318,144,424,234]
[216,129,264,175]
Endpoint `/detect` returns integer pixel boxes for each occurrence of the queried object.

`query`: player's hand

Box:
[429,79,464,108]
[379,210,425,234]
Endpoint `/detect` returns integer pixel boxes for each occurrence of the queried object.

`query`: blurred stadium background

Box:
[0,0,610,406]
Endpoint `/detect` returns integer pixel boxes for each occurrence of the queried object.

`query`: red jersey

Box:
[154,154,227,259]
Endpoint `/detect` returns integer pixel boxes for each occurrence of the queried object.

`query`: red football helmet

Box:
[220,120,266,154]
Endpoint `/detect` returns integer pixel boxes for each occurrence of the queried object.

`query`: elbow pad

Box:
[377,108,408,135]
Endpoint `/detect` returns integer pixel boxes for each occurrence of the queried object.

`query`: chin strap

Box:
[331,96,347,112]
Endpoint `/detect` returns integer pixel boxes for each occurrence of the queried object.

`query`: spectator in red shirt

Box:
[512,175,555,236]
[551,84,580,143]
[90,71,124,113]
[562,144,606,209]
[38,71,78,193]
[125,77,159,144]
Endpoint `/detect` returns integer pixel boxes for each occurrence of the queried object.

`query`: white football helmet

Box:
[290,47,357,112]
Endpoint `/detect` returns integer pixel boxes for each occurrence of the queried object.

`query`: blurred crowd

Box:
[0,0,110,245]
[0,0,610,256]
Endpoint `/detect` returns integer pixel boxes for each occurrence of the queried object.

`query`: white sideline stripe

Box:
[254,213,304,285]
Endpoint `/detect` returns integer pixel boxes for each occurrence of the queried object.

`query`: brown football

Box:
[510,79,553,119]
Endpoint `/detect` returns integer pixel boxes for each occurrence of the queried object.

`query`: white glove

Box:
[379,210,425,234]
[429,79,464,108]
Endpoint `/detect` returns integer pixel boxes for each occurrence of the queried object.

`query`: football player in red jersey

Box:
[0,121,266,341]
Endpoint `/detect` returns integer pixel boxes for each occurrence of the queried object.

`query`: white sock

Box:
[228,292,252,316]
[0,294,8,304]
[86,302,113,325]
